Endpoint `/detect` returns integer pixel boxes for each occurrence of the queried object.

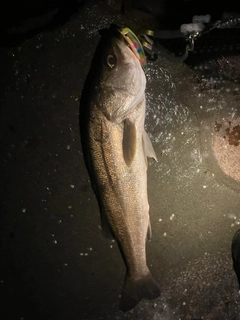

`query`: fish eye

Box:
[106,55,116,68]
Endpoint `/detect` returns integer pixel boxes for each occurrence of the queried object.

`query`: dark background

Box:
[1,1,240,320]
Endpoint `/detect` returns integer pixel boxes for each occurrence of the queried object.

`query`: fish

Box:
[80,24,160,311]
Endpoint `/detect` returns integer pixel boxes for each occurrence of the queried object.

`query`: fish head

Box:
[90,25,147,122]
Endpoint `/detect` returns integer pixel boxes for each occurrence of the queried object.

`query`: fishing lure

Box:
[120,27,148,73]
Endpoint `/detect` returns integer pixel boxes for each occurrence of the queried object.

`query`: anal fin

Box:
[147,218,152,241]
[100,209,114,240]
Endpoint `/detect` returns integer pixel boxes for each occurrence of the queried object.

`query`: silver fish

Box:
[80,25,160,311]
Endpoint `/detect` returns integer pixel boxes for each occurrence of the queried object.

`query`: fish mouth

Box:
[119,27,148,73]
[99,24,148,73]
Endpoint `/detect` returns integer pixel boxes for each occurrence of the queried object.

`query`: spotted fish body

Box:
[80,25,160,311]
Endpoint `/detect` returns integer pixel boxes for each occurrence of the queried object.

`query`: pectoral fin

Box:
[123,118,136,166]
[142,130,157,161]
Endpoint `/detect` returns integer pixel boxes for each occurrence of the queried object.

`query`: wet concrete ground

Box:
[1,1,240,319]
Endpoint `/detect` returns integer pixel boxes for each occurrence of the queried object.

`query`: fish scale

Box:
[80,24,160,312]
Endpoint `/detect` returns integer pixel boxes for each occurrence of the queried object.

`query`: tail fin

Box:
[119,271,160,312]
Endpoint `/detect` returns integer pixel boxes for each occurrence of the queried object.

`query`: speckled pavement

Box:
[1,1,240,319]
